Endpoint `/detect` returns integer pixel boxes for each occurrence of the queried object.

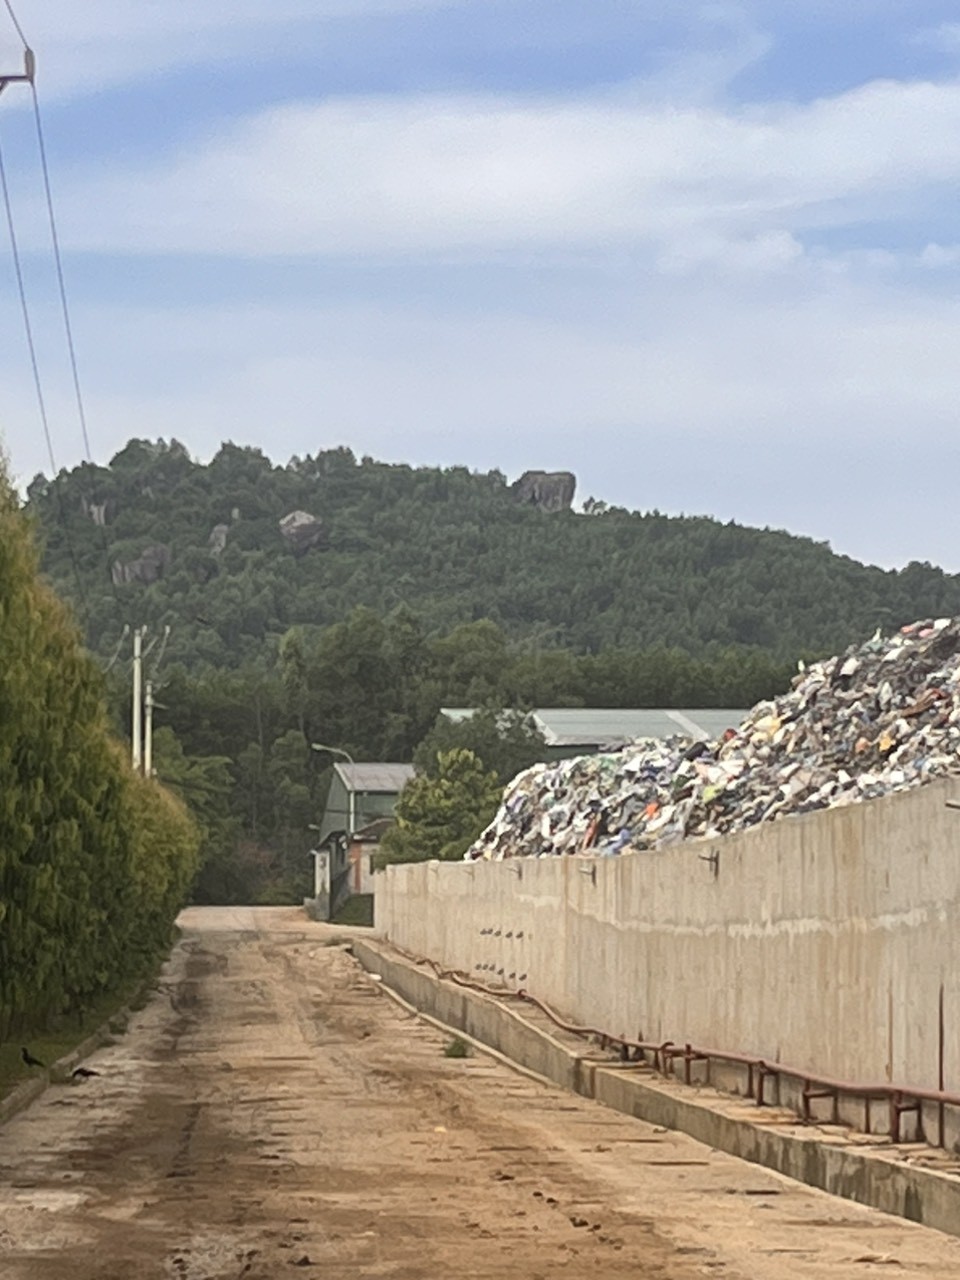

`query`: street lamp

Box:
[310,742,356,764]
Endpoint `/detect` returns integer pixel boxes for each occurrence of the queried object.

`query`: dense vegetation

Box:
[127,609,794,902]
[0,466,200,1047]
[26,439,960,670]
[378,749,504,866]
[23,436,960,898]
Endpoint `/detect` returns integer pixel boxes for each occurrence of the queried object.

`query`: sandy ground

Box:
[2,908,960,1279]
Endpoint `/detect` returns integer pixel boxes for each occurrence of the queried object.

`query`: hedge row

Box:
[0,470,200,1039]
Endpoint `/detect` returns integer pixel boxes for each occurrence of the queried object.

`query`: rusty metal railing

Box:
[398,951,960,1147]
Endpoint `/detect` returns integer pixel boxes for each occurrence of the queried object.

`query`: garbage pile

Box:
[465,618,960,860]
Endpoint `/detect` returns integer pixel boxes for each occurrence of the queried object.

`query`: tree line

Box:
[131,607,795,902]
[0,468,200,1044]
[25,434,957,901]
[26,438,960,672]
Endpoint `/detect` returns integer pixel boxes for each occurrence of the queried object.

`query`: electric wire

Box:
[104,623,131,674]
[0,161,89,621]
[1,0,28,50]
[0,121,57,479]
[0,34,89,622]
[2,0,93,464]
[1,2,128,648]
[1,3,148,736]
[27,75,133,641]
[150,624,172,679]
[29,83,94,463]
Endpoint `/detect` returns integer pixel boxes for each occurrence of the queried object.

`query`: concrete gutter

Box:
[352,936,960,1240]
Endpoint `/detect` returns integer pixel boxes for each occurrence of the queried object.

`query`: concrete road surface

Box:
[2,906,960,1278]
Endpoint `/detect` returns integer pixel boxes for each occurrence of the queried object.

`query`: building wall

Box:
[348,842,380,894]
[357,792,403,825]
[376,778,960,1104]
[319,781,401,847]
[318,774,351,847]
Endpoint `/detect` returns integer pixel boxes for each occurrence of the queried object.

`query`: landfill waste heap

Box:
[466,618,960,861]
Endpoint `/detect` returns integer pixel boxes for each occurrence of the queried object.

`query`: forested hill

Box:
[25,437,960,669]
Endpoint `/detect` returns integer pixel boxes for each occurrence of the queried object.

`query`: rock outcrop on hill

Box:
[111,544,171,586]
[278,510,326,555]
[512,471,576,512]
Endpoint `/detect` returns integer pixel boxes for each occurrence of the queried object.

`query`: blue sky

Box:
[2,1,960,570]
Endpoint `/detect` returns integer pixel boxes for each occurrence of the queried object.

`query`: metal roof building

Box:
[310,761,416,919]
[316,762,415,849]
[440,707,747,757]
[334,763,417,795]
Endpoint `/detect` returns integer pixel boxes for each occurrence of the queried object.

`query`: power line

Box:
[104,623,131,673]
[0,84,89,622]
[149,624,172,679]
[22,45,129,624]
[0,14,128,640]
[3,0,95,464]
[0,120,58,479]
[1,13,141,669]
[1,0,28,51]
[30,83,94,463]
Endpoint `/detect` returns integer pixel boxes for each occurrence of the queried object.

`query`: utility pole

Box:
[136,626,168,777]
[0,49,34,98]
[144,680,154,779]
[132,626,145,773]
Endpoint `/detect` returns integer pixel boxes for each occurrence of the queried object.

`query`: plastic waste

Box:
[465,618,960,861]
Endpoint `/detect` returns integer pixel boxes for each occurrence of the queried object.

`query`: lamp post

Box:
[310,742,356,765]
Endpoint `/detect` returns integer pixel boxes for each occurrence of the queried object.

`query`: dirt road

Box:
[2,907,960,1279]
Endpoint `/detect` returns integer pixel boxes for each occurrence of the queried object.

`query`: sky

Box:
[1,1,959,570]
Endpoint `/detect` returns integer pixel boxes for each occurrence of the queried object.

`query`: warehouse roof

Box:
[334,763,416,793]
[440,708,746,749]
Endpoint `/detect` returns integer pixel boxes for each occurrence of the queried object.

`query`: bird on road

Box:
[20,1047,45,1068]
[72,1066,100,1079]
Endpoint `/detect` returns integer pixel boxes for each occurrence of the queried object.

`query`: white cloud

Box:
[33,73,960,261]
[5,262,960,551]
[658,229,803,273]
[638,4,774,106]
[920,242,960,268]
[0,0,494,100]
[912,22,960,55]
[5,6,960,572]
[4,233,960,569]
[1,0,941,105]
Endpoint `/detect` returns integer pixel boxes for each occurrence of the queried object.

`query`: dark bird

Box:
[20,1047,45,1068]
[71,1066,100,1079]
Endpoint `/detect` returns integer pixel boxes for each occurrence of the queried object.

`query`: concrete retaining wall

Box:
[353,936,960,1238]
[376,777,960,1144]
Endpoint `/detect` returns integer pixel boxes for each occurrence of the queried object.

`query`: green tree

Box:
[0,462,200,1041]
[28,435,960,672]
[414,708,544,784]
[378,749,503,866]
